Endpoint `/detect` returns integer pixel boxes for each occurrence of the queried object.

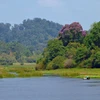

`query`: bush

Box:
[36,58,46,70]
[65,42,81,59]
[78,58,92,68]
[92,51,100,68]
[46,56,65,70]
[64,59,76,68]
[75,46,91,64]
[0,58,13,65]
[36,62,45,70]
[67,42,81,48]
[46,62,53,70]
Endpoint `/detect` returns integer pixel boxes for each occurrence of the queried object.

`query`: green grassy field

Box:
[0,63,100,79]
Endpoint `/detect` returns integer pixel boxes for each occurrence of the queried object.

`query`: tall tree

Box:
[59,22,86,46]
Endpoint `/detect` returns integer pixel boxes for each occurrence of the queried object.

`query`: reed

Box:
[0,64,100,78]
[41,68,100,78]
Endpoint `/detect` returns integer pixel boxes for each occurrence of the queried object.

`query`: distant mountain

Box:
[0,18,63,53]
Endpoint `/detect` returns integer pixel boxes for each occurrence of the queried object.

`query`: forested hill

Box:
[0,18,62,52]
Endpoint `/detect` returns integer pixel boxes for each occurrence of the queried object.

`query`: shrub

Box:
[36,62,45,70]
[67,42,81,48]
[36,58,46,70]
[46,62,53,70]
[46,56,65,70]
[64,59,76,68]
[92,51,100,68]
[78,58,92,68]
[75,46,91,64]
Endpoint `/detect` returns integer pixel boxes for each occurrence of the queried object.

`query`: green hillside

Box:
[0,18,62,65]
[0,18,62,53]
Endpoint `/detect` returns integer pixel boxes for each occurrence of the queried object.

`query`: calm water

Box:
[0,77,100,100]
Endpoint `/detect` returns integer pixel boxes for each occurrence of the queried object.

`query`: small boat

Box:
[83,76,90,80]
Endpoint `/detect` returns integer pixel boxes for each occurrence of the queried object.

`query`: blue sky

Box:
[0,0,100,30]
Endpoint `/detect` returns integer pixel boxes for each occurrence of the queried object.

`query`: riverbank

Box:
[0,64,100,78]
[41,68,100,79]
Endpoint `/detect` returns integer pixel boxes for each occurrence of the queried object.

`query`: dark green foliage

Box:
[0,18,62,53]
[8,42,32,62]
[90,22,100,47]
[46,56,65,70]
[36,21,100,69]
[75,45,91,64]
[84,34,95,49]
[36,58,47,70]
[65,42,81,59]
[84,22,100,49]
[36,39,66,70]
[0,54,14,65]
[47,39,66,61]
[0,23,11,42]
[78,58,92,68]
[92,51,100,68]
[0,41,32,64]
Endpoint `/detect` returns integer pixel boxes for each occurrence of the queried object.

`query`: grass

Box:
[3,63,43,78]
[0,67,16,78]
[0,63,42,78]
[41,68,100,79]
[0,63,100,79]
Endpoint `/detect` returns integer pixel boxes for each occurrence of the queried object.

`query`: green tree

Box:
[59,22,86,46]
[65,42,81,59]
[46,56,65,70]
[46,39,66,61]
[36,39,66,69]
[84,22,100,49]
[92,51,100,68]
[75,45,91,64]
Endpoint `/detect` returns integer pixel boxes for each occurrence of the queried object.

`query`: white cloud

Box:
[37,0,64,8]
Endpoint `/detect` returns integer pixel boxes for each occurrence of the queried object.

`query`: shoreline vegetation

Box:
[0,63,100,79]
[0,20,100,79]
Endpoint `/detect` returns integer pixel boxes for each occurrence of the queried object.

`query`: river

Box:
[0,77,100,100]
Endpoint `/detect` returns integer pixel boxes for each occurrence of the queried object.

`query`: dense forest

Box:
[0,18,62,65]
[36,22,100,69]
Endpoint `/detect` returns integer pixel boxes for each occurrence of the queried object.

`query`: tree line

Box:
[0,18,62,65]
[0,18,62,52]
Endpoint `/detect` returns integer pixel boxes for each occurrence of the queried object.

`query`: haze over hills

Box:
[0,18,63,53]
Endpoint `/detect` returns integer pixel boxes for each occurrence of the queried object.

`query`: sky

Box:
[0,0,100,30]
